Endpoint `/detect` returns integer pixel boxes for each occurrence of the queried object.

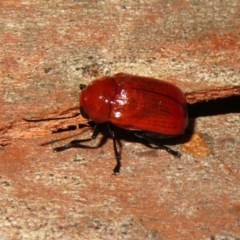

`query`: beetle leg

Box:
[54,124,100,152]
[91,124,100,139]
[134,132,181,158]
[107,124,121,173]
[158,145,181,158]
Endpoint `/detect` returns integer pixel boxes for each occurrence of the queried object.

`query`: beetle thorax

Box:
[79,77,117,123]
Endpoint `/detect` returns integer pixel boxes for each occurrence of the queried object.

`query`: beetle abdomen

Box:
[110,73,187,136]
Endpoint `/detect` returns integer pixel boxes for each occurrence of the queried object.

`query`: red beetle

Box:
[55,73,188,173]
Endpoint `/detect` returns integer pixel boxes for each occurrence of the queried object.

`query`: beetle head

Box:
[80,76,117,123]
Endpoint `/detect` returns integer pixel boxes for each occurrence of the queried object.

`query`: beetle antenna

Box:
[79,84,87,90]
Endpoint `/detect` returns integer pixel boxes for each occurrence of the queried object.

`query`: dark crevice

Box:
[188,95,240,118]
[52,123,94,133]
[52,125,77,133]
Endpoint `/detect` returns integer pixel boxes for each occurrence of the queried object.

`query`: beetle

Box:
[54,73,188,173]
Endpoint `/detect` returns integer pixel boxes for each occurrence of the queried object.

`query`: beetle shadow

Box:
[48,124,188,164]
[101,124,192,154]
